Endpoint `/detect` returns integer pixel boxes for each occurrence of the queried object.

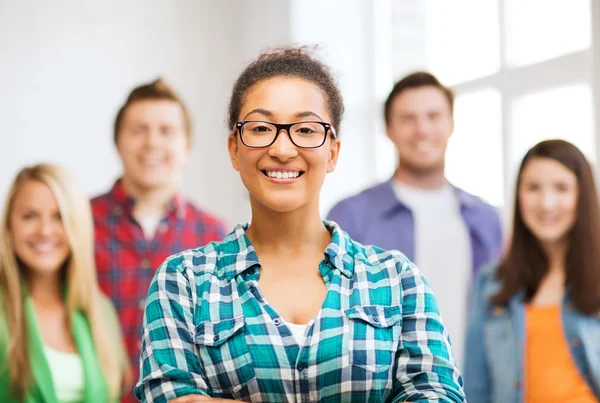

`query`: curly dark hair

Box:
[227,45,344,134]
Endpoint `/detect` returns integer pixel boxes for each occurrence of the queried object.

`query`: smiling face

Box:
[518,157,579,248]
[386,86,454,174]
[228,76,340,214]
[116,99,190,192]
[9,180,71,277]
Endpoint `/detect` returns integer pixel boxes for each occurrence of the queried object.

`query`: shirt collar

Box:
[217,220,357,282]
[323,220,355,278]
[109,179,186,219]
[383,178,478,214]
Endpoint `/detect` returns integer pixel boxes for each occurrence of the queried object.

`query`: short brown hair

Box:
[384,71,454,125]
[113,78,192,145]
[227,45,344,134]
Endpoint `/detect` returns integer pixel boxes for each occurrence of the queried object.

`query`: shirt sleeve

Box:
[391,261,466,402]
[134,258,210,403]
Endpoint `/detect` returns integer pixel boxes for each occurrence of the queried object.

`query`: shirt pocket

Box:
[344,305,402,373]
[194,316,256,395]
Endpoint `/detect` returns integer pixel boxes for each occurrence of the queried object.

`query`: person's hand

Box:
[169,395,237,403]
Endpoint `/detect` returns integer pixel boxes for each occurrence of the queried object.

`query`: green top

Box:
[0,292,125,403]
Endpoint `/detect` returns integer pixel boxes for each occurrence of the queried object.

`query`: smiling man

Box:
[91,79,226,403]
[327,72,503,367]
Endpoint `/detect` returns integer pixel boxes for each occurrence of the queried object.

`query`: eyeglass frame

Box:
[234,120,337,149]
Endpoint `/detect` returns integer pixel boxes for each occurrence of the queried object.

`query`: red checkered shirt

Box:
[91,180,226,402]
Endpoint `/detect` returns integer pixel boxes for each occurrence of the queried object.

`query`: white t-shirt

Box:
[44,345,84,403]
[392,180,471,368]
[285,321,308,346]
[138,215,162,240]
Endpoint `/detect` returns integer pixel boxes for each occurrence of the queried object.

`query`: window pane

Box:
[505,0,591,67]
[511,84,595,171]
[425,0,500,85]
[446,89,504,206]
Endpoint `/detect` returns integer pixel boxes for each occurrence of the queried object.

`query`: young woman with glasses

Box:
[135,46,465,403]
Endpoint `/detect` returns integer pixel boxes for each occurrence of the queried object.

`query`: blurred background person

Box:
[91,79,227,402]
[463,139,600,402]
[0,164,129,403]
[328,72,503,367]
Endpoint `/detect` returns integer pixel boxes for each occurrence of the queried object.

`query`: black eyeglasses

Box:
[235,120,337,149]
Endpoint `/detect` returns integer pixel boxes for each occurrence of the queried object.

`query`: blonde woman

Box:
[0,164,130,403]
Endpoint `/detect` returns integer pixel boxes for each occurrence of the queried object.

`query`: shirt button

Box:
[297,363,305,372]
[248,285,256,293]
[273,318,281,326]
[213,335,220,342]
[372,315,379,323]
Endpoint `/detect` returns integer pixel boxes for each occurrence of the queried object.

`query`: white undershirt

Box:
[44,345,84,403]
[138,215,162,240]
[285,321,308,346]
[392,181,471,368]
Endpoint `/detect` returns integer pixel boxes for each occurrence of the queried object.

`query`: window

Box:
[505,0,591,67]
[391,0,596,209]
[511,84,595,169]
[446,89,503,206]
[425,0,500,85]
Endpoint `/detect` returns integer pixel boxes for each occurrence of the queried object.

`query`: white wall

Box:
[0,0,383,225]
[0,0,265,225]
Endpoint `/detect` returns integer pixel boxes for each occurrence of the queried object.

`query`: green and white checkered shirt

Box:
[135,221,465,402]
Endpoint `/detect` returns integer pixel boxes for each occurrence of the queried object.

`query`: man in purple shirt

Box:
[327,72,502,365]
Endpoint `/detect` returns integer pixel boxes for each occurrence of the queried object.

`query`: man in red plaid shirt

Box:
[91,78,226,403]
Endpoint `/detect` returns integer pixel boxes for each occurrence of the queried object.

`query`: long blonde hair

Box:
[0,164,123,400]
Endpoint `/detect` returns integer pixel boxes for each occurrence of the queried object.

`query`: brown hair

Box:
[491,140,600,314]
[113,78,192,145]
[227,45,344,133]
[384,71,454,125]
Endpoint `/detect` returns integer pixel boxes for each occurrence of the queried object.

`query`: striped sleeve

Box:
[392,260,465,402]
[134,258,209,403]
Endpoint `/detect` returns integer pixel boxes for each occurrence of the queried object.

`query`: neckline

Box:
[526,304,560,311]
[43,345,80,357]
[286,321,308,328]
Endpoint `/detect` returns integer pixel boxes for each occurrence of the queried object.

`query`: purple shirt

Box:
[326,180,503,280]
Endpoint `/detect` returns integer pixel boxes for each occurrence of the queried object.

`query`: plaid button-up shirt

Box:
[135,221,465,403]
[91,180,226,402]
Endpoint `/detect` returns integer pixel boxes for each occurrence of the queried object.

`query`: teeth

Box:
[266,171,300,179]
[31,243,56,252]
